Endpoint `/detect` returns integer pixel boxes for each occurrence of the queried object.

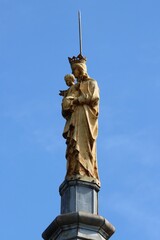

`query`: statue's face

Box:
[72,68,80,78]
[66,78,74,87]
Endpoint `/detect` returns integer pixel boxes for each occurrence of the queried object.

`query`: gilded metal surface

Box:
[61,55,100,185]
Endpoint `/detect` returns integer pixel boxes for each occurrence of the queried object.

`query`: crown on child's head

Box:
[68,54,87,66]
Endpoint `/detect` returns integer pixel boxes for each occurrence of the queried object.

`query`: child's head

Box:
[64,74,75,87]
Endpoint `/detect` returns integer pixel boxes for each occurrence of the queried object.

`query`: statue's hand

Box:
[59,90,65,96]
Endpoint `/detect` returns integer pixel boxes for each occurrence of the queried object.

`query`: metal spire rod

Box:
[78,10,83,55]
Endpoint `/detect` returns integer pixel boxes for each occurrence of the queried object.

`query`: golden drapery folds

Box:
[62,60,100,186]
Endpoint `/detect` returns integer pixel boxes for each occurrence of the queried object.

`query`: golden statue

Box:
[60,54,100,185]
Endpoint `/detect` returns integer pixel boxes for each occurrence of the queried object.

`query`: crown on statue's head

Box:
[68,54,87,66]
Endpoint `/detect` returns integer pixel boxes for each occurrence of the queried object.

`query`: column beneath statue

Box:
[42,178,115,240]
[42,211,115,240]
[59,179,100,214]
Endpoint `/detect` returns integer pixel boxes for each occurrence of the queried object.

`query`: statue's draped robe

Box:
[62,78,99,181]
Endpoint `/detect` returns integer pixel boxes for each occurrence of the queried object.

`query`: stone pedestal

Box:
[42,211,115,240]
[59,179,100,214]
[42,179,115,240]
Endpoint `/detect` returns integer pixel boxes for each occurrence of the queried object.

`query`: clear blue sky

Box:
[1,0,160,239]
